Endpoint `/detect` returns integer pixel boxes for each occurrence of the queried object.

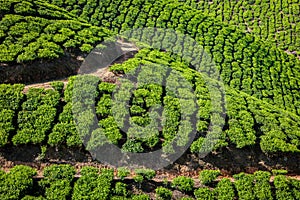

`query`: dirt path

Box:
[22,66,116,93]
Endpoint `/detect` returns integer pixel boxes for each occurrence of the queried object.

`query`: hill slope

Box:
[0,0,299,158]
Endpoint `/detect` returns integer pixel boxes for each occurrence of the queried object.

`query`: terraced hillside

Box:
[188,0,300,56]
[0,0,299,199]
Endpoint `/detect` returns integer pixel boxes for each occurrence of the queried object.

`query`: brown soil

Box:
[0,143,299,178]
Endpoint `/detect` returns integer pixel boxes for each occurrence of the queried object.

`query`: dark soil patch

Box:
[172,144,300,176]
[0,143,299,176]
[0,53,82,84]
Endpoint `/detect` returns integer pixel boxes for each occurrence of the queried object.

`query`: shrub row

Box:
[1,166,300,200]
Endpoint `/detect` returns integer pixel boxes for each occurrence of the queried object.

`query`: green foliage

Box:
[98,82,116,94]
[36,145,47,161]
[272,169,288,175]
[190,137,205,153]
[38,165,75,200]
[199,170,220,185]
[226,111,256,148]
[155,187,172,200]
[0,165,298,200]
[0,109,15,146]
[253,171,272,200]
[172,176,194,192]
[96,94,112,117]
[110,196,128,200]
[131,194,150,200]
[50,81,64,94]
[133,168,156,186]
[114,182,127,196]
[13,105,57,145]
[0,165,36,200]
[72,166,113,200]
[108,47,300,155]
[48,102,81,147]
[195,0,300,53]
[22,196,45,200]
[12,88,59,145]
[260,130,300,153]
[133,174,144,184]
[0,84,24,110]
[2,3,300,153]
[214,178,235,200]
[274,175,294,200]
[80,43,93,52]
[117,167,130,181]
[63,76,77,103]
[98,116,122,144]
[233,173,255,200]
[134,168,156,180]
[44,179,72,200]
[194,187,214,200]
[0,1,112,63]
[290,179,300,200]
[1,46,300,154]
[122,139,144,153]
[1,2,300,200]
[42,164,75,183]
